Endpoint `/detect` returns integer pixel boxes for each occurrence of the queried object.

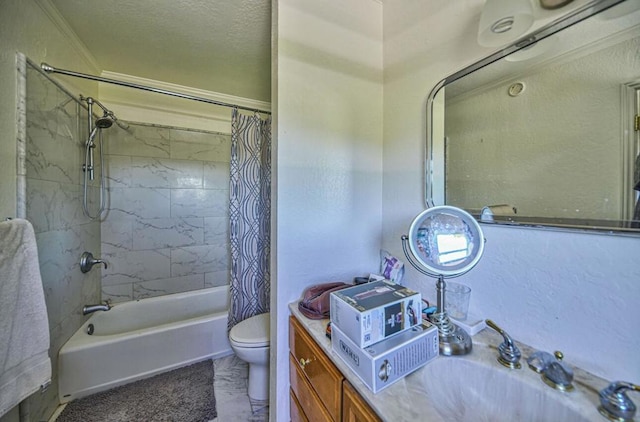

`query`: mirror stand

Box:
[430,275,473,355]
[401,237,473,356]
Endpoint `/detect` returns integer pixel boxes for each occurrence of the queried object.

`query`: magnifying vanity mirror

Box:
[402,206,485,356]
[426,0,640,234]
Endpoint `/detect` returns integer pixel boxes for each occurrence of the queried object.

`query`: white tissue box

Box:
[331,322,439,393]
[330,280,421,348]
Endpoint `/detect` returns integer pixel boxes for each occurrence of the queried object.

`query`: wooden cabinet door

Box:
[290,354,334,422]
[289,316,343,421]
[342,381,382,422]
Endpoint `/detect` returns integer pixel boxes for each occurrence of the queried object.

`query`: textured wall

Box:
[101,123,231,303]
[382,0,640,385]
[274,0,384,420]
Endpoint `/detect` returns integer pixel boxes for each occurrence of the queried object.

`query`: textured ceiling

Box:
[51,0,272,102]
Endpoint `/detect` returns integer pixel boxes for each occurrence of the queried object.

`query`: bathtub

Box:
[58,286,232,403]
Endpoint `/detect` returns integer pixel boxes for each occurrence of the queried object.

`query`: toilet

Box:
[229,312,270,401]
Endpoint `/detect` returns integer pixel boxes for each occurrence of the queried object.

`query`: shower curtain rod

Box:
[40,63,271,115]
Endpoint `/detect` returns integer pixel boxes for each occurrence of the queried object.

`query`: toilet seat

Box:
[229,313,270,348]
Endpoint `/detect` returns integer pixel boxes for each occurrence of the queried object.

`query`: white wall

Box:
[273,0,383,419]
[382,0,640,386]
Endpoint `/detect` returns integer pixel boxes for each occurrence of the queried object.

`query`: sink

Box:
[413,336,607,422]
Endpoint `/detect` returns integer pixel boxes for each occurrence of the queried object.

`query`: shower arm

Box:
[82,95,110,117]
[81,95,127,131]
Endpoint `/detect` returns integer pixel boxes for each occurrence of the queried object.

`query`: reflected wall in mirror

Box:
[427,0,640,234]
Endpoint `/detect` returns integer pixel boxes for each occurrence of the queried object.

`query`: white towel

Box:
[0,219,51,417]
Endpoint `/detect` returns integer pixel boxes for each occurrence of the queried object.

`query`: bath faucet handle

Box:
[80,251,107,273]
[598,381,640,422]
[485,319,521,369]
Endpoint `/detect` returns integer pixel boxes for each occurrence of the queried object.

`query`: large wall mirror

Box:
[426,0,640,234]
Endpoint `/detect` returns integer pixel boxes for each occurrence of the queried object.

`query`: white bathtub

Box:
[58,286,232,402]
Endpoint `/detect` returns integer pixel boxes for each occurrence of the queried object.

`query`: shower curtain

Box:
[228,108,271,329]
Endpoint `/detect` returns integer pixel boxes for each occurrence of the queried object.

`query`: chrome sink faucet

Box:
[485,319,521,369]
[598,381,639,422]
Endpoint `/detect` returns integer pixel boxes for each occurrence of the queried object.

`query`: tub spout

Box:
[83,302,111,315]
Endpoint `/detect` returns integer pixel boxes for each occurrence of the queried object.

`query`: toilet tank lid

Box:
[230,313,270,345]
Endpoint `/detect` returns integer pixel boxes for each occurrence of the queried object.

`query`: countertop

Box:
[289,302,612,422]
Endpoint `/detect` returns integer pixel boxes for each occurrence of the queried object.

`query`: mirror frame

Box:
[425,0,640,235]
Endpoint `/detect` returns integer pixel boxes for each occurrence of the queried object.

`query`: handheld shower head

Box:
[87,126,99,146]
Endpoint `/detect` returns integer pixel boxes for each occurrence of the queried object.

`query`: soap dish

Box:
[450,315,486,336]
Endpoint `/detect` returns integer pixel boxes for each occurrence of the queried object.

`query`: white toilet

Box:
[229,312,270,401]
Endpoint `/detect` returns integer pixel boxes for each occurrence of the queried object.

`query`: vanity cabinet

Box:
[289,316,381,422]
[341,380,381,422]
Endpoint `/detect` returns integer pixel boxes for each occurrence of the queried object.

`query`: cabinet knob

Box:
[299,357,313,368]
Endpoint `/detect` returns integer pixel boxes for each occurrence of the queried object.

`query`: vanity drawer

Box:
[290,387,309,422]
[289,316,343,421]
[290,354,333,422]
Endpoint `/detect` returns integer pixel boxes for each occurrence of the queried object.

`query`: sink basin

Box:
[414,341,606,422]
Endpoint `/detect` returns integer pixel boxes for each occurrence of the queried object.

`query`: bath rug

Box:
[56,360,215,422]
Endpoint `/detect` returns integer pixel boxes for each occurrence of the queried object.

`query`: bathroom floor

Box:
[50,354,268,422]
[211,355,269,422]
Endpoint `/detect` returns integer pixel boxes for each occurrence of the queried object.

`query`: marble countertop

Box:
[289,302,611,422]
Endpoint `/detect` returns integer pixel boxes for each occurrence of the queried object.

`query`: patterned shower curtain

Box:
[228,108,271,329]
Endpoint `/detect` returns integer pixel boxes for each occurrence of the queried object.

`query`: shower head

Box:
[95,114,114,129]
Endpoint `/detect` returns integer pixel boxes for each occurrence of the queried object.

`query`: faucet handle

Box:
[526,350,556,373]
[80,251,108,273]
[540,350,574,391]
[485,319,521,369]
[599,381,640,422]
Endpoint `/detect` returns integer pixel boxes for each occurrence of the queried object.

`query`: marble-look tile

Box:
[130,157,204,189]
[25,113,79,185]
[171,244,229,277]
[16,56,27,219]
[205,271,230,288]
[212,355,268,422]
[106,124,171,158]
[35,222,100,328]
[203,161,230,189]
[102,248,171,286]
[171,189,228,218]
[101,220,133,252]
[170,130,231,162]
[105,155,132,188]
[27,179,90,233]
[108,187,171,220]
[204,216,229,244]
[132,217,204,250]
[101,284,133,303]
[133,274,205,299]
[99,123,236,304]
[23,65,106,422]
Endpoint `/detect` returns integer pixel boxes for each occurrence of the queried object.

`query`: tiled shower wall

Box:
[101,123,231,303]
[21,60,102,420]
